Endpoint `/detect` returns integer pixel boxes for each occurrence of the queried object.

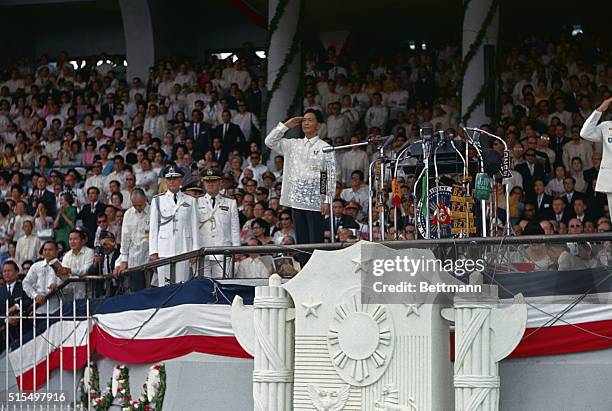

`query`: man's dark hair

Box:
[333,198,347,207]
[39,239,58,255]
[303,108,323,123]
[564,176,576,184]
[351,170,365,181]
[264,207,277,217]
[69,228,87,240]
[3,260,19,272]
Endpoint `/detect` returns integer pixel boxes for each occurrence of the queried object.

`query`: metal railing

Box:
[120,233,612,282]
[1,277,107,411]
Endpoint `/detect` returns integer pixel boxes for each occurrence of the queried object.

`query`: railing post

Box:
[59,297,63,395]
[86,299,91,411]
[72,300,76,407]
[222,255,227,279]
[170,262,176,284]
[19,301,23,394]
[33,301,36,393]
[5,299,9,404]
[45,302,49,396]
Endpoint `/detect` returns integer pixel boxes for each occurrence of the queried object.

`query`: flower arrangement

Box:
[81,361,166,411]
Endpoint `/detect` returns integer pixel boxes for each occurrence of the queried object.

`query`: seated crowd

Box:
[0,32,609,287]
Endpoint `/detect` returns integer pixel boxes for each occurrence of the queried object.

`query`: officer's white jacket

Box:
[580,110,612,193]
[197,193,240,248]
[149,190,200,258]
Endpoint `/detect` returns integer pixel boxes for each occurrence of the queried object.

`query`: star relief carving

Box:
[403,303,422,317]
[352,256,371,275]
[302,298,322,318]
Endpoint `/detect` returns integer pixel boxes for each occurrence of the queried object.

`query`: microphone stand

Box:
[368,160,375,240]
[465,127,512,236]
[366,135,396,241]
[391,140,420,240]
[462,127,487,237]
[432,131,449,237]
[423,137,433,239]
[323,140,371,242]
[450,138,468,238]
[412,132,432,239]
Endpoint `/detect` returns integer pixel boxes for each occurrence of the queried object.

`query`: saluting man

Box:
[149,165,200,284]
[197,168,240,278]
[580,97,612,205]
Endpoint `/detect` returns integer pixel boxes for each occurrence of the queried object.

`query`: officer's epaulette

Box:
[153,193,164,198]
[221,194,232,199]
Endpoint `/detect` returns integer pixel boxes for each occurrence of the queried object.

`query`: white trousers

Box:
[198,256,229,279]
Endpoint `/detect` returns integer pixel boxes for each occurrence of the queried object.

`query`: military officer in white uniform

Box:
[580,97,612,205]
[149,166,200,284]
[197,168,240,278]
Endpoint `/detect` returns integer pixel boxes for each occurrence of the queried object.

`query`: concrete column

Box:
[118,0,155,82]
[442,273,527,411]
[266,0,301,133]
[252,275,294,411]
[461,0,499,126]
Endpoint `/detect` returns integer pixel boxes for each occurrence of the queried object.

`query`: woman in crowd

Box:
[53,192,76,247]
[273,211,296,245]
[34,203,54,242]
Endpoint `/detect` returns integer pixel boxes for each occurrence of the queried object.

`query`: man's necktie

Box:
[211,197,216,208]
[106,255,111,275]
[223,124,228,138]
[174,193,178,204]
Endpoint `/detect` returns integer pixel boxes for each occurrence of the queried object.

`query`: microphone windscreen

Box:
[482,149,502,176]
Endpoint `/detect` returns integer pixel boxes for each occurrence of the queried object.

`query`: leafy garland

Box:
[458,0,500,124]
[263,0,289,53]
[80,362,166,411]
[462,78,494,125]
[260,0,305,128]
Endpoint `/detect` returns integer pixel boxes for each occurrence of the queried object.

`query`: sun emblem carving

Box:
[327,293,394,386]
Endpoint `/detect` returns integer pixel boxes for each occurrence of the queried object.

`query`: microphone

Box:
[381,134,396,149]
[436,130,446,146]
[472,130,482,146]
